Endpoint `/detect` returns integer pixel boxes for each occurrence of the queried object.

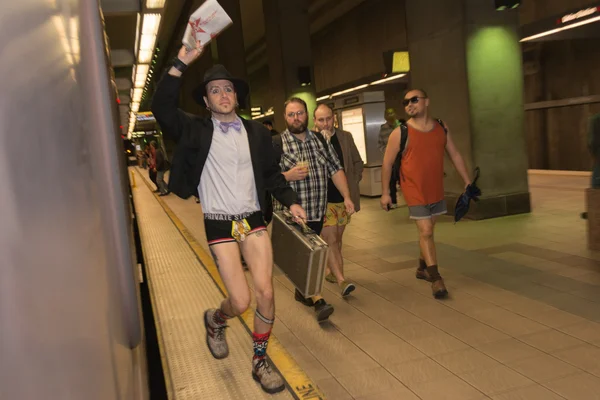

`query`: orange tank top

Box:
[400,121,447,206]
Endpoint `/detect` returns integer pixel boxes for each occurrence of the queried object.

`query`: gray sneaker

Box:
[252,358,285,394]
[204,309,229,359]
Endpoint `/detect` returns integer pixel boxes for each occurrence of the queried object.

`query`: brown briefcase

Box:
[271,211,329,298]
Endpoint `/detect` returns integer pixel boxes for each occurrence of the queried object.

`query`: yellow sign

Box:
[392,51,410,73]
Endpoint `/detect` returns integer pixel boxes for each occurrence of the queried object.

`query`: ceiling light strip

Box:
[521,15,600,42]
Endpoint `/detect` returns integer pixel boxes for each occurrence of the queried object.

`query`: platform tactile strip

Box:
[132,169,294,400]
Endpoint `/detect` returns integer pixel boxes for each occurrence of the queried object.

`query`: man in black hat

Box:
[151,42,306,395]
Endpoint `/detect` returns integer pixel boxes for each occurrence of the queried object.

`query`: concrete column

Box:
[405,0,531,219]
[262,0,316,130]
[215,0,250,117]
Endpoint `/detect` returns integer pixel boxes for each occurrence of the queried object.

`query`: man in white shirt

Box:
[152,42,307,395]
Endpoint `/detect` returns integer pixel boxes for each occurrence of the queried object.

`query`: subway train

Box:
[1,0,156,399]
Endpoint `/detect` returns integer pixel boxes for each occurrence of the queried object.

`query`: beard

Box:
[287,120,307,134]
[207,100,236,116]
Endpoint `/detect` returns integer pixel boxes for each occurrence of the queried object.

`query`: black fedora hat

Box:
[192,64,249,109]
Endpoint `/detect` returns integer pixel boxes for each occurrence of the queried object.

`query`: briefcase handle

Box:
[282,210,314,235]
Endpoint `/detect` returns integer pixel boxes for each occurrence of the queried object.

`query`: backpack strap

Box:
[399,122,408,155]
[392,123,408,174]
[436,118,448,134]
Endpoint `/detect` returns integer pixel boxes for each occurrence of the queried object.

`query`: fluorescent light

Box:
[131,102,140,112]
[132,88,143,102]
[142,13,161,35]
[134,64,149,87]
[370,74,406,85]
[316,73,406,101]
[331,84,369,98]
[521,15,600,42]
[146,0,166,8]
[134,13,141,55]
[136,64,149,76]
[138,49,153,63]
[139,34,156,51]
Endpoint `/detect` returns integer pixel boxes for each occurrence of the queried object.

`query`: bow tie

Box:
[217,119,242,133]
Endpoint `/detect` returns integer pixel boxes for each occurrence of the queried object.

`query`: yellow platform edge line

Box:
[132,168,327,400]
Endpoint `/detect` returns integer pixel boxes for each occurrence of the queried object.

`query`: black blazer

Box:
[151,73,298,212]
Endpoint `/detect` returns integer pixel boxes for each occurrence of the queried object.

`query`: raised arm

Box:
[151,43,204,142]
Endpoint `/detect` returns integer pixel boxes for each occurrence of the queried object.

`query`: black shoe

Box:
[314,299,334,322]
[294,289,314,307]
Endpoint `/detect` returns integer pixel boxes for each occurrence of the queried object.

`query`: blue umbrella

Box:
[454,167,481,223]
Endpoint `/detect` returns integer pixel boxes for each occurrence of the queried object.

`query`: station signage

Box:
[558,6,600,25]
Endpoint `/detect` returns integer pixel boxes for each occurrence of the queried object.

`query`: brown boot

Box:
[426,265,448,299]
[416,259,432,282]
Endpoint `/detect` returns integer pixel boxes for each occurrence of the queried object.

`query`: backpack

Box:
[394,118,448,172]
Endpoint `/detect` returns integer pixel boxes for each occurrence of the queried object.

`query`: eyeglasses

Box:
[402,96,426,107]
[286,110,306,119]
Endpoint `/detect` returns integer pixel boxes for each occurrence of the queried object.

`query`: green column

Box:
[405,0,530,219]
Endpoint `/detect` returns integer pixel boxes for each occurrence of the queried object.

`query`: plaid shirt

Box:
[274,129,343,221]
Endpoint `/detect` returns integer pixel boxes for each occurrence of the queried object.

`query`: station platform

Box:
[131,167,600,400]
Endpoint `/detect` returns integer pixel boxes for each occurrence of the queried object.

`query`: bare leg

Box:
[209,243,251,316]
[204,242,250,360]
[414,217,447,298]
[336,225,346,275]
[238,229,286,393]
[321,225,345,283]
[415,218,436,266]
[239,229,275,335]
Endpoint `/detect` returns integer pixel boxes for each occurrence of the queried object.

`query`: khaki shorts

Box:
[408,200,447,220]
[323,202,351,227]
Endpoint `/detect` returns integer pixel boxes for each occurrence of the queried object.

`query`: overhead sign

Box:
[383,49,410,75]
[558,6,600,25]
[392,51,410,73]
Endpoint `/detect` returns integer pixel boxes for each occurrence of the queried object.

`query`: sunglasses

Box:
[402,96,426,107]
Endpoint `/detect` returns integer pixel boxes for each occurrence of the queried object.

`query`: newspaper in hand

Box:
[182,0,233,49]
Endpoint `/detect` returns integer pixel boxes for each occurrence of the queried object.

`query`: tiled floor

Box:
[154,170,600,400]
